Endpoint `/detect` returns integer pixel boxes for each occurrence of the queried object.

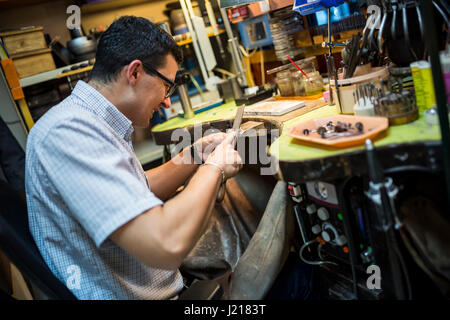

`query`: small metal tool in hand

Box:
[230,104,245,146]
[217,104,245,202]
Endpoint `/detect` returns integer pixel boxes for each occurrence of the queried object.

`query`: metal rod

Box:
[328,7,342,112]
[179,0,209,84]
[178,84,194,119]
[365,140,409,299]
[218,0,247,87]
[418,0,450,211]
[205,0,225,58]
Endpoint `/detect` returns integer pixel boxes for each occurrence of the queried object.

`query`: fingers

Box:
[223,131,236,145]
[205,132,226,144]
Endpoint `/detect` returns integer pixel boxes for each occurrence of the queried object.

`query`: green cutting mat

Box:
[270,105,442,162]
[152,101,238,132]
[153,101,441,163]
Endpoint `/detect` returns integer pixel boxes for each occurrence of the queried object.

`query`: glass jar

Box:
[304,71,324,96]
[291,70,306,96]
[276,70,294,97]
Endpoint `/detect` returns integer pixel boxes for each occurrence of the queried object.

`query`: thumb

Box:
[223,131,236,145]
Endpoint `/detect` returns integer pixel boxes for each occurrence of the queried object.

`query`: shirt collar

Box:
[72,80,134,142]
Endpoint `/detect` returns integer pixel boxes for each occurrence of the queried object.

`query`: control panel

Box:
[288,180,374,266]
[305,181,351,263]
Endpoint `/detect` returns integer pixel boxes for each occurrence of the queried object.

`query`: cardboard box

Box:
[295,29,313,47]
[10,48,56,78]
[0,27,47,56]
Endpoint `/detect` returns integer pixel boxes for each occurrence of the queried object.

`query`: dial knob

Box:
[311,224,321,235]
[336,235,347,246]
[321,230,335,242]
[306,204,317,215]
[317,207,330,221]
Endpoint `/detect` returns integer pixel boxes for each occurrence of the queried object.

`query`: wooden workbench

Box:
[269,105,442,183]
[151,98,328,145]
[152,97,443,183]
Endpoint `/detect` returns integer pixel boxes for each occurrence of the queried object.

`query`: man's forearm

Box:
[110,163,222,270]
[145,146,197,200]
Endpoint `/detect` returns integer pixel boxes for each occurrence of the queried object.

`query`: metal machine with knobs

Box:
[303,180,355,264]
[289,180,371,265]
[288,178,383,299]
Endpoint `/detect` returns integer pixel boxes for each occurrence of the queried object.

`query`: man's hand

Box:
[205,132,243,180]
[192,132,227,163]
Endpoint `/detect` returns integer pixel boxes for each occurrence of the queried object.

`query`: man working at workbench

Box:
[25,16,243,299]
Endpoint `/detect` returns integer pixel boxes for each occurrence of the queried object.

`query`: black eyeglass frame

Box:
[141,61,177,98]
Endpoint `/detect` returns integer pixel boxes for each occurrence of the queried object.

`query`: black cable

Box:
[338,177,360,299]
[394,240,413,299]
[383,165,438,175]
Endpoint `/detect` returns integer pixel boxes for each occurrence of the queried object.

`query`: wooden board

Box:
[0,27,46,56]
[244,99,305,116]
[11,48,56,78]
[253,98,328,123]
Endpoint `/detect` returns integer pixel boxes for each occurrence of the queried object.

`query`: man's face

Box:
[135,54,178,127]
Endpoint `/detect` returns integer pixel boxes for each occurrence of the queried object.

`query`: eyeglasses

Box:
[141,62,177,98]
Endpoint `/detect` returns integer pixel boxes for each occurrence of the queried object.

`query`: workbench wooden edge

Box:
[275,140,443,184]
[151,117,283,145]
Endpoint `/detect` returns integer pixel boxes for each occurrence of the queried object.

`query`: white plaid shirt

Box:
[25,80,184,299]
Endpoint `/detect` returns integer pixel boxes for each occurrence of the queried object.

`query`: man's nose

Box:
[162,97,171,108]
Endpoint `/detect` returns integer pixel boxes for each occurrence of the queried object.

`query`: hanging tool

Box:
[358,13,376,66]
[391,0,399,40]
[414,0,426,59]
[378,0,389,55]
[366,8,382,64]
[344,32,361,79]
[402,0,418,61]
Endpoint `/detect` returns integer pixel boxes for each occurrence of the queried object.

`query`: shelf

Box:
[176,29,225,46]
[80,0,157,14]
[56,65,93,79]
[19,60,91,87]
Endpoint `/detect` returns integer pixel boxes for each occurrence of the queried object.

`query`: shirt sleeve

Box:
[34,116,163,247]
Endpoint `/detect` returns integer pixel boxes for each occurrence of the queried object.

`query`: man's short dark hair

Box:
[89,16,183,84]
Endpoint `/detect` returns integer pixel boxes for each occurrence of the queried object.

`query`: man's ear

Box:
[126,60,143,86]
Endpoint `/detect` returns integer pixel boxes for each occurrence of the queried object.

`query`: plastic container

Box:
[267,57,319,97]
[266,56,317,76]
[411,60,437,112]
[292,70,306,96]
[329,67,389,114]
[276,70,294,96]
[353,102,375,117]
[304,71,324,96]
